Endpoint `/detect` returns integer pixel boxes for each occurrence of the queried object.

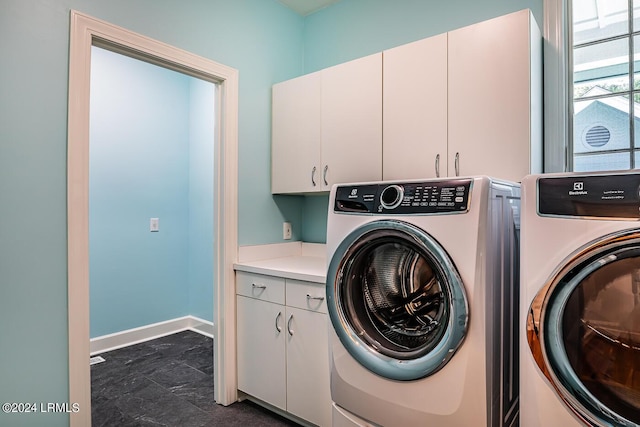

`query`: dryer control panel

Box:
[538,173,640,219]
[334,179,472,214]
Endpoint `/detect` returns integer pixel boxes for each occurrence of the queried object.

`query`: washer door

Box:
[528,229,640,426]
[327,220,469,381]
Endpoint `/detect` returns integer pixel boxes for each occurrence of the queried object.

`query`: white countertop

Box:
[234,255,327,284]
[234,242,328,283]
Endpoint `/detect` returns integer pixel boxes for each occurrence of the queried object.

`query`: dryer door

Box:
[528,229,640,426]
[326,219,469,381]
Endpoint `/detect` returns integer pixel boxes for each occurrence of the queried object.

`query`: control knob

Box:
[380,185,404,210]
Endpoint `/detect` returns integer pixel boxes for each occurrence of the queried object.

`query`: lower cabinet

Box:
[237,295,287,409]
[236,271,331,427]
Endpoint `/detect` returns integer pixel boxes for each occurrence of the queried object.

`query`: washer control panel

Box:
[334,179,472,214]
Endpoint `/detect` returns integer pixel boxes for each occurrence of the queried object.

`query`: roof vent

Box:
[584,125,611,148]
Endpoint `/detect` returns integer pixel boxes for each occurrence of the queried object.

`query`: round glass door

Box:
[528,230,640,426]
[327,220,468,381]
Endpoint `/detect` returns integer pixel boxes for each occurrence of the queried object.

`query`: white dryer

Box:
[326,176,521,427]
[520,172,640,427]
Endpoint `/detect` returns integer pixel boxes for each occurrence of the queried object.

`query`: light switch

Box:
[150,218,159,232]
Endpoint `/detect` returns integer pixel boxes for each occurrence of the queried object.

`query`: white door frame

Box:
[67,10,238,426]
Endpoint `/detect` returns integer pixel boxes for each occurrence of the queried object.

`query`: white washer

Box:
[326,176,521,427]
[520,172,640,427]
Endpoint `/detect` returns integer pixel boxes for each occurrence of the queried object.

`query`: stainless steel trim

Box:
[275,311,282,333]
[323,165,329,186]
[287,314,294,336]
[379,184,404,210]
[527,228,640,426]
[311,166,317,187]
[326,219,469,381]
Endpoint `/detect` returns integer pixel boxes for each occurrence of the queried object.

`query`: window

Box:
[571,0,640,171]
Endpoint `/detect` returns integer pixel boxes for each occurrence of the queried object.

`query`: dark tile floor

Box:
[91,330,300,426]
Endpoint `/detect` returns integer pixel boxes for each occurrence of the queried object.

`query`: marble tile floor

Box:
[91,330,300,426]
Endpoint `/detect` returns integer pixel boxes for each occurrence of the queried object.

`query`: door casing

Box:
[67,10,239,426]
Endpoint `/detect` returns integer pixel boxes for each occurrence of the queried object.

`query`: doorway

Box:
[67,11,238,427]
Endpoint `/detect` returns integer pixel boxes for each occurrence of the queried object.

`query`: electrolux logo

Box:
[568,181,588,196]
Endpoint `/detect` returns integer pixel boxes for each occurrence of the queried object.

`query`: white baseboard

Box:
[90,315,215,356]
[189,316,215,338]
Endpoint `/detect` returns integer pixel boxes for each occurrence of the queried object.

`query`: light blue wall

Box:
[0,1,302,425]
[89,47,216,338]
[89,46,190,337]
[78,1,306,246]
[298,0,544,243]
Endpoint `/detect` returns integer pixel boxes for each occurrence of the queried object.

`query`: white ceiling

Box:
[278,0,342,16]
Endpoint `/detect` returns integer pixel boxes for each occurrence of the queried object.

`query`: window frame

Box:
[547,0,640,172]
[544,0,572,173]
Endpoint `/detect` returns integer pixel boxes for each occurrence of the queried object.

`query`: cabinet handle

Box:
[252,283,266,290]
[323,165,329,186]
[435,154,440,178]
[454,152,460,176]
[287,314,294,336]
[275,311,282,333]
[306,294,325,302]
[311,166,317,186]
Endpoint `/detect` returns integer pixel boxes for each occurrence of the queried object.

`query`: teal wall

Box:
[301,195,330,243]
[0,1,302,425]
[0,0,544,425]
[298,0,543,243]
[89,46,216,338]
[303,0,543,73]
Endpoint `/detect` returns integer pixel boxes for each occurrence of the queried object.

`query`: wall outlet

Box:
[150,218,159,232]
[283,221,292,240]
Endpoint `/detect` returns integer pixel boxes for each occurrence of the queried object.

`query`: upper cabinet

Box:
[447,9,542,182]
[272,54,382,194]
[272,9,541,193]
[320,53,383,190]
[383,33,448,180]
[271,71,322,194]
[383,9,541,182]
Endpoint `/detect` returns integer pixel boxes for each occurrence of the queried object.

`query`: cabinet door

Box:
[321,53,382,190]
[236,295,286,410]
[272,71,322,193]
[285,306,332,427]
[448,9,540,182]
[383,34,448,180]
